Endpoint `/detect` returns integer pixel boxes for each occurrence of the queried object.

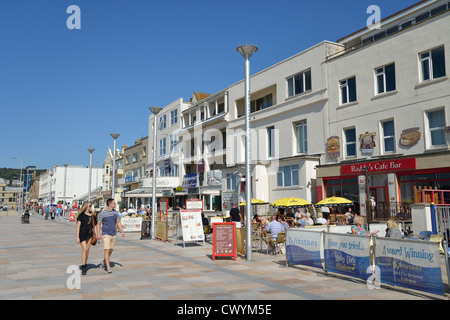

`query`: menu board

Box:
[180,209,204,242]
[212,223,236,260]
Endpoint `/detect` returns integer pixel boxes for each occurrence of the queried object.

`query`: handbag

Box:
[91,215,98,246]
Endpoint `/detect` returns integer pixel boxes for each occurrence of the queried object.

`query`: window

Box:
[382,120,396,153]
[344,128,356,157]
[267,126,275,158]
[295,121,307,154]
[250,93,273,113]
[133,153,138,162]
[170,109,178,126]
[159,138,166,156]
[427,109,446,146]
[376,63,396,94]
[277,165,299,187]
[226,173,238,191]
[420,46,446,81]
[159,114,167,130]
[287,69,312,97]
[340,77,357,104]
[170,135,178,153]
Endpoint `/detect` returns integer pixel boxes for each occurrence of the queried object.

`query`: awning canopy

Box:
[125,188,153,198]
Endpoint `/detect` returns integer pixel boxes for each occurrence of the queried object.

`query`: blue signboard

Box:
[375,238,444,295]
[182,173,197,188]
[323,233,371,280]
[286,230,322,269]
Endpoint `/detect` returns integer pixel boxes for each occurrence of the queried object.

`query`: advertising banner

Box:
[285,230,322,269]
[180,209,204,242]
[324,233,371,279]
[121,217,143,232]
[212,223,236,260]
[375,238,444,295]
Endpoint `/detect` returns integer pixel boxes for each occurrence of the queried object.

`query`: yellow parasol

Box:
[316,196,353,206]
[238,199,268,206]
[271,197,312,207]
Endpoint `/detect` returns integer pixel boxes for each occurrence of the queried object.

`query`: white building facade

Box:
[39,165,103,206]
[140,0,449,218]
[316,0,450,219]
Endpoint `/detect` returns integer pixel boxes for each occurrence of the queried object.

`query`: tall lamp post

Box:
[237,44,258,261]
[49,168,54,207]
[110,134,120,209]
[149,106,162,239]
[88,149,95,202]
[12,157,23,213]
[63,164,68,219]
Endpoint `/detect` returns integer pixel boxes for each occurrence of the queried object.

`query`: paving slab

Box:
[0,212,448,301]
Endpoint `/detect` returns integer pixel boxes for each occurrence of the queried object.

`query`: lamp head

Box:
[149,107,163,115]
[236,45,258,59]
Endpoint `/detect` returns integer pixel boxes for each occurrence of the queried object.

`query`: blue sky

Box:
[0,0,419,170]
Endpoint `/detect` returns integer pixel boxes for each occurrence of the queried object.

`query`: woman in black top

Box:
[76,202,97,275]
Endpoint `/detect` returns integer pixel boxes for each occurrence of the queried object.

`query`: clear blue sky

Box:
[1,0,419,170]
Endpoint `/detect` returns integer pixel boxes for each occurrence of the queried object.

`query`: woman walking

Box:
[76,202,97,275]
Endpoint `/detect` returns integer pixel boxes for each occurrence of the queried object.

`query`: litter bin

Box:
[141,220,151,240]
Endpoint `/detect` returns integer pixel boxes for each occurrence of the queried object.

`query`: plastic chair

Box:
[430,234,444,254]
[266,232,285,255]
[203,225,211,241]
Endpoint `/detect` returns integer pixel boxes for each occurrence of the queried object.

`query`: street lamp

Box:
[49,168,54,207]
[110,133,120,209]
[63,164,68,219]
[88,149,95,202]
[12,157,23,213]
[150,106,163,239]
[237,44,258,261]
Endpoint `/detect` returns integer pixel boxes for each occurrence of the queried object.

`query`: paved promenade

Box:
[0,211,448,301]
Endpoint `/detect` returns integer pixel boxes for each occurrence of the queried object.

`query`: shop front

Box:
[316,152,450,221]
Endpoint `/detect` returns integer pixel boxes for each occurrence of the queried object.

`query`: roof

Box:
[337,0,432,43]
[190,92,211,103]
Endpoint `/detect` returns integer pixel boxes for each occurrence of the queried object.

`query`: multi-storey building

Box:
[316,0,450,219]
[39,165,102,206]
[142,0,449,219]
[102,146,124,209]
[0,178,21,210]
[132,98,191,209]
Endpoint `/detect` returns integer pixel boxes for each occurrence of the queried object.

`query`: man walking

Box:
[96,198,124,273]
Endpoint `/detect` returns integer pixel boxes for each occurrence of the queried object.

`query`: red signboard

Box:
[212,223,236,261]
[341,158,416,175]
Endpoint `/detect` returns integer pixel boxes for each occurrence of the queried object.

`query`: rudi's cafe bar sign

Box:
[341,158,416,175]
[341,158,416,217]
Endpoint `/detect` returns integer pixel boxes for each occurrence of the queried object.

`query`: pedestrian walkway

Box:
[0,213,448,300]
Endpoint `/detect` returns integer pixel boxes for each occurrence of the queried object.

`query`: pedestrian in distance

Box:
[229,202,243,228]
[76,201,97,275]
[96,198,124,274]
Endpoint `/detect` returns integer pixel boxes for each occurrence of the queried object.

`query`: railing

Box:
[372,202,411,221]
[414,186,450,205]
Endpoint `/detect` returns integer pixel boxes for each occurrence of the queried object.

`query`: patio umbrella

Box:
[238,199,268,206]
[316,196,353,206]
[271,197,312,207]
